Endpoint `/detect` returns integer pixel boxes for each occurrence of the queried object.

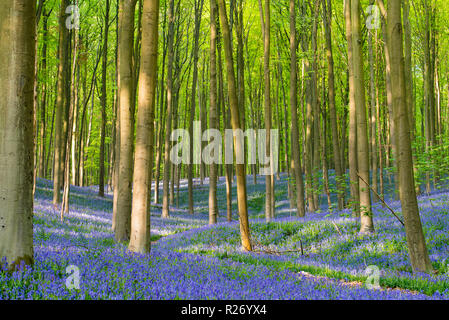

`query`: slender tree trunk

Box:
[129,0,159,254]
[39,10,50,179]
[33,1,45,195]
[321,102,332,210]
[323,0,344,210]
[352,0,373,233]
[208,0,219,225]
[217,0,252,251]
[387,0,433,273]
[311,2,320,212]
[289,0,305,217]
[61,28,77,218]
[259,0,274,222]
[345,0,360,215]
[114,0,137,242]
[216,17,233,222]
[154,3,167,204]
[381,12,400,199]
[368,1,378,201]
[70,63,79,187]
[53,0,71,206]
[301,4,316,213]
[187,0,205,215]
[162,0,175,219]
[99,0,110,197]
[112,0,120,230]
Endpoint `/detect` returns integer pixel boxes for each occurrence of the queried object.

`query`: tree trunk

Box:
[61,25,79,218]
[208,0,219,225]
[289,0,305,217]
[53,0,71,206]
[311,3,320,212]
[323,0,344,210]
[381,12,400,199]
[259,0,274,222]
[217,0,252,251]
[162,0,175,219]
[38,10,50,179]
[216,17,233,222]
[99,0,110,197]
[0,0,36,270]
[154,3,167,204]
[387,0,433,273]
[351,0,373,234]
[367,0,378,201]
[187,0,204,215]
[301,3,316,213]
[129,0,159,254]
[345,0,360,216]
[114,0,137,242]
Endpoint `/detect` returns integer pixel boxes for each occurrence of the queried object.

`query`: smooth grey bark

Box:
[114,0,137,242]
[129,0,159,254]
[217,0,252,251]
[0,0,36,270]
[387,0,433,273]
[99,0,110,197]
[209,0,219,225]
[289,0,305,217]
[351,0,373,233]
[53,0,71,206]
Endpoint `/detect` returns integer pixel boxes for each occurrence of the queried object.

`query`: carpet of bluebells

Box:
[1,174,448,300]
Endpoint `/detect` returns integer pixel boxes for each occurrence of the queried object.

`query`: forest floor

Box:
[1,173,449,299]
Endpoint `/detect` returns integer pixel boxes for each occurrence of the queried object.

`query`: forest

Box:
[0,0,449,301]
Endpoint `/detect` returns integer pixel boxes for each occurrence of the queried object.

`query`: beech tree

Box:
[387,0,433,273]
[289,0,305,217]
[217,0,252,251]
[0,0,36,270]
[351,0,373,234]
[209,0,219,225]
[53,0,71,206]
[129,0,159,254]
[114,0,137,242]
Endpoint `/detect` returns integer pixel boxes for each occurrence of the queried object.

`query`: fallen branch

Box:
[251,238,306,256]
[331,221,343,236]
[357,172,405,227]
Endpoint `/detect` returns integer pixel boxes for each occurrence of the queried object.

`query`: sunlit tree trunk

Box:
[367,0,378,201]
[162,0,175,219]
[217,0,252,251]
[259,0,274,222]
[311,2,320,212]
[114,0,137,242]
[129,0,159,254]
[53,0,71,206]
[344,0,360,216]
[323,0,344,210]
[153,3,167,204]
[188,0,205,215]
[387,0,433,273]
[289,0,305,217]
[351,0,373,233]
[38,9,50,179]
[300,4,315,213]
[99,0,110,197]
[112,13,120,231]
[381,12,399,199]
[208,0,219,225]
